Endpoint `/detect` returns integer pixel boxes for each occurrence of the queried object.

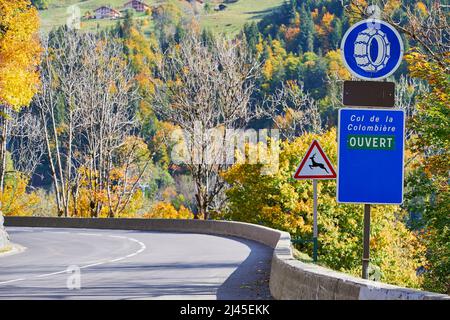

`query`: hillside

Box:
[38,0,285,34]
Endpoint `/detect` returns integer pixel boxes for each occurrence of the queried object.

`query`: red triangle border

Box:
[293,140,337,180]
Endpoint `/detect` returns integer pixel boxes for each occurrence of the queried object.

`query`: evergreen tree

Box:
[243,22,260,54]
[299,5,315,53]
[31,0,49,10]
[329,17,342,50]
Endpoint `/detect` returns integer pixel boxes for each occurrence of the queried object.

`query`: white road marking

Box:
[0,278,25,285]
[0,230,147,285]
[36,270,67,278]
[80,262,105,269]
[75,233,101,237]
[109,235,127,239]
[109,257,126,263]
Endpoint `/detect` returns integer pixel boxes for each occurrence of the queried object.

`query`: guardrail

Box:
[4,216,449,300]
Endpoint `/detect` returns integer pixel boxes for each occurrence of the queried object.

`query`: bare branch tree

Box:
[73,32,141,217]
[264,81,322,141]
[8,110,45,177]
[153,32,262,219]
[34,29,144,218]
[33,32,80,217]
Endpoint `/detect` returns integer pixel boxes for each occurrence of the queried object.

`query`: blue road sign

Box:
[337,108,405,204]
[341,19,404,80]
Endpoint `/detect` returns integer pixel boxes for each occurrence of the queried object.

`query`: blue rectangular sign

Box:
[337,108,405,204]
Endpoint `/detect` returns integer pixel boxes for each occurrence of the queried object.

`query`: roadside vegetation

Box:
[0,0,448,293]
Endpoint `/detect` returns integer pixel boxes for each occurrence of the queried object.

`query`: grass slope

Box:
[39,0,285,34]
[200,0,285,35]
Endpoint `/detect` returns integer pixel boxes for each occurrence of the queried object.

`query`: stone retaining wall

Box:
[4,216,448,300]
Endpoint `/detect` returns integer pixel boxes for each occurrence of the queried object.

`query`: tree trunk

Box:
[63,110,74,218]
[50,106,68,217]
[0,109,8,199]
[39,109,64,217]
[0,107,9,250]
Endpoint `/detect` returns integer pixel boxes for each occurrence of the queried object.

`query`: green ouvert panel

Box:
[347,134,396,150]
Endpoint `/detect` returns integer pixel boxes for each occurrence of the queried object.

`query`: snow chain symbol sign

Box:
[341,19,403,80]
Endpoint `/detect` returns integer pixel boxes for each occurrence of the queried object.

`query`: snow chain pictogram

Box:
[354,27,391,72]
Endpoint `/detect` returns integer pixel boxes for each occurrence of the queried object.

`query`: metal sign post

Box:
[362,204,371,279]
[293,140,336,262]
[312,179,318,262]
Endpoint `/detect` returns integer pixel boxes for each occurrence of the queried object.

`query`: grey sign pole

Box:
[313,179,318,262]
[362,204,371,279]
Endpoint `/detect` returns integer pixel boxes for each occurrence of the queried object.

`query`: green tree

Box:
[203,0,212,14]
[329,17,342,49]
[299,5,315,53]
[31,0,49,10]
[404,51,450,294]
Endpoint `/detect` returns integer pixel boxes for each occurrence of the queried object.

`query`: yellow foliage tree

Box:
[0,0,41,229]
[144,202,193,220]
[321,12,334,32]
[1,173,40,217]
[261,40,287,82]
[70,136,151,218]
[325,49,351,80]
[403,51,449,293]
[416,2,427,16]
[0,0,41,109]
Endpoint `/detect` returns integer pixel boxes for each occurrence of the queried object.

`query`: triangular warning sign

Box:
[293,140,337,180]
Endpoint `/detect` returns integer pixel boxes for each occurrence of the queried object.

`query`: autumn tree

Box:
[152,1,182,48]
[403,52,449,294]
[114,18,169,168]
[0,0,41,247]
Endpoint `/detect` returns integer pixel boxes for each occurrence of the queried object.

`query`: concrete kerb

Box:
[4,216,449,300]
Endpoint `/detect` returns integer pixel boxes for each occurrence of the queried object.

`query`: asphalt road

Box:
[0,227,273,300]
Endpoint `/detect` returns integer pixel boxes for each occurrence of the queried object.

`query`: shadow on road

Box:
[216,236,273,300]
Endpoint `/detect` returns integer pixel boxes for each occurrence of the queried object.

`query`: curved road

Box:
[0,227,273,300]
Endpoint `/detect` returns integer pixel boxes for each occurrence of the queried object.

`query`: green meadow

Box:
[39,0,285,34]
